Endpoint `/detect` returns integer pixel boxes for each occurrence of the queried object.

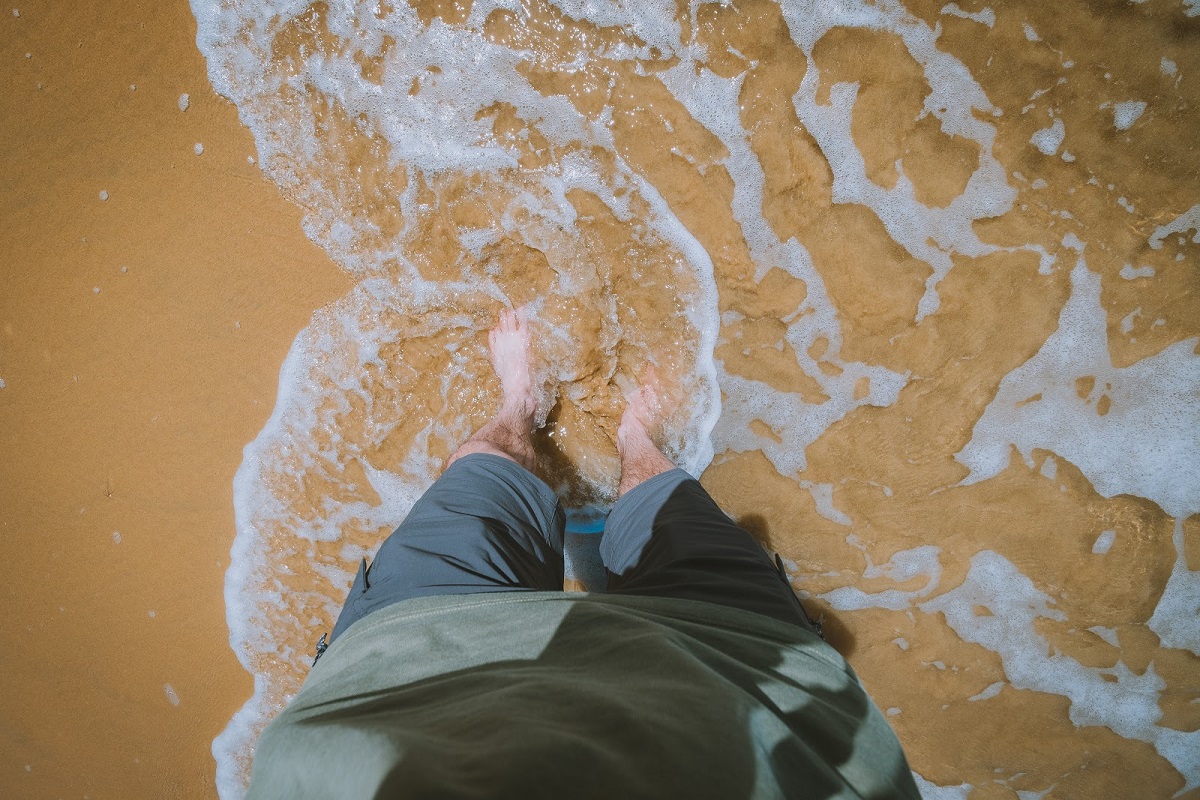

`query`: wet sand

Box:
[3,1,1198,798]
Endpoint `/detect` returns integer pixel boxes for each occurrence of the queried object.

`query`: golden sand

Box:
[2,1,1197,798]
[0,1,351,795]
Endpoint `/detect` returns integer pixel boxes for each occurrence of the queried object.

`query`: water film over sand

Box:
[183,1,1199,796]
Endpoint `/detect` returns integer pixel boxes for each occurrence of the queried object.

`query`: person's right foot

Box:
[617,378,660,455]
[616,366,676,496]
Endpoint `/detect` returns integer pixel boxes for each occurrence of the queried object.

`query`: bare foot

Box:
[488,306,535,420]
[446,306,539,472]
[617,379,660,453]
[616,366,675,497]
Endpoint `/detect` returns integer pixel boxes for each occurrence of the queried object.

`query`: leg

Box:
[615,376,675,498]
[330,308,564,642]
[601,376,821,634]
[447,306,537,472]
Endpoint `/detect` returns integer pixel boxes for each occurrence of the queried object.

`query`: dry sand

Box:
[2,0,1198,798]
[1,2,350,796]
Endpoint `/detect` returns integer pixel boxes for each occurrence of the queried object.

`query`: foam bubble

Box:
[941,4,996,27]
[912,774,971,799]
[968,681,1004,701]
[955,246,1200,520]
[1030,118,1064,155]
[1148,518,1200,656]
[178,92,190,111]
[1119,306,1141,335]
[1149,203,1200,250]
[921,550,1198,789]
[822,545,942,611]
[1112,100,1146,131]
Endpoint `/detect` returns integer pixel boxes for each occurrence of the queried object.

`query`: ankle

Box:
[503,393,536,420]
[617,433,675,497]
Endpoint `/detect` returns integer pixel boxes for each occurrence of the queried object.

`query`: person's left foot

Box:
[488,306,536,421]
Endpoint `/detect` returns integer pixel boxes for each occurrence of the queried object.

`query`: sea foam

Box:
[191,0,1199,796]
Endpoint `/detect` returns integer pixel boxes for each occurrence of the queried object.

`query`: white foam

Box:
[1161,58,1177,76]
[803,482,853,526]
[1119,264,1154,279]
[1148,518,1200,656]
[968,681,1005,701]
[1016,789,1053,800]
[1091,529,1115,554]
[955,242,1200,520]
[921,551,1199,789]
[1118,306,1140,335]
[822,545,942,611]
[164,684,181,706]
[1030,118,1064,155]
[912,774,972,799]
[654,57,907,473]
[178,92,190,112]
[1039,456,1057,480]
[1111,101,1146,131]
[188,1,1197,795]
[941,4,995,27]
[1149,203,1200,250]
[785,1,1044,318]
[1088,625,1119,646]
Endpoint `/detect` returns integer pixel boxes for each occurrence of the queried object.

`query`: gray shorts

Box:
[330,454,820,642]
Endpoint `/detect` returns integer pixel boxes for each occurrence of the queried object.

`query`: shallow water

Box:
[191,1,1200,796]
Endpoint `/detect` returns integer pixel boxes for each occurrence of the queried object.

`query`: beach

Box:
[2,1,1197,798]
